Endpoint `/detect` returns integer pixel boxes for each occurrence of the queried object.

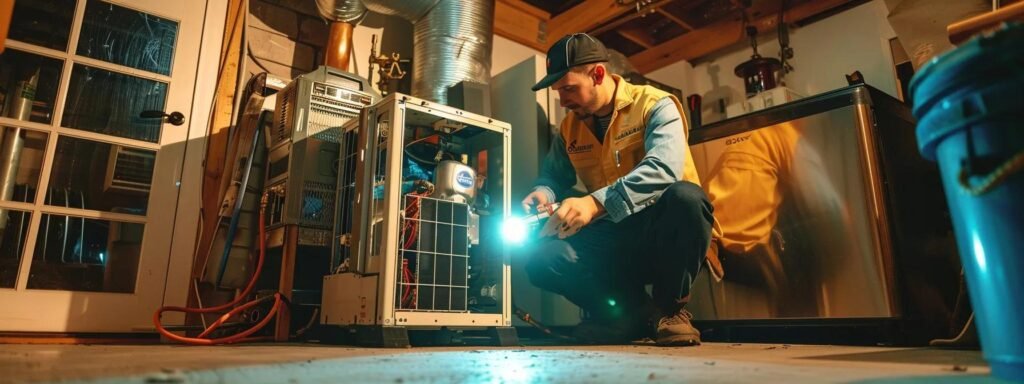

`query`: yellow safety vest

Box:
[559,75,724,280]
[559,75,702,191]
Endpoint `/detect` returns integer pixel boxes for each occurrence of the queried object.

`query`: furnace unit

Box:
[265,66,375,246]
[322,93,514,347]
[262,66,375,339]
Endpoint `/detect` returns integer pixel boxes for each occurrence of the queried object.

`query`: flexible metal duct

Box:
[323,0,494,104]
[362,0,439,23]
[315,0,367,23]
[410,0,493,104]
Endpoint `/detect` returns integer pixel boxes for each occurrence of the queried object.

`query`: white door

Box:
[0,0,214,332]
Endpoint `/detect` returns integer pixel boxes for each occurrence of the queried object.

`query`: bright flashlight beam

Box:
[502,217,529,244]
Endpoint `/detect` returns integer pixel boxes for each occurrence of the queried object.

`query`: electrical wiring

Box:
[399,191,428,309]
[294,308,320,338]
[512,301,573,341]
[154,191,285,345]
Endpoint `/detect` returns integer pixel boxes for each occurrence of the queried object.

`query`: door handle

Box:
[140,110,186,126]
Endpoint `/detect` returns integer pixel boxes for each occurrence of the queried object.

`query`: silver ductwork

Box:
[410,0,493,104]
[315,0,368,23]
[321,0,494,105]
[362,0,438,22]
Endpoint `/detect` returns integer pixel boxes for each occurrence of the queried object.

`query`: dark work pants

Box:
[523,181,714,322]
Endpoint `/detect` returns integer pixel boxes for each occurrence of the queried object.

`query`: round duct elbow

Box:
[361,0,441,23]
[316,0,368,23]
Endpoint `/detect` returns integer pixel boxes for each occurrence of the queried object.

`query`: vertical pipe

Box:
[324,21,355,70]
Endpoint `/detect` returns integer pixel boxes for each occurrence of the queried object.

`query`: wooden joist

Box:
[494,0,551,51]
[629,0,855,73]
[548,0,633,44]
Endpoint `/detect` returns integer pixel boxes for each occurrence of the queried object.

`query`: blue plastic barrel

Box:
[911,23,1024,381]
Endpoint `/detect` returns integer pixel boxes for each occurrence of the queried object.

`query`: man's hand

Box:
[521,190,552,215]
[540,196,606,239]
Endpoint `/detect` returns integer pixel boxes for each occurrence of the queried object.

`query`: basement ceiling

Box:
[591,0,844,56]
[495,0,867,73]
[520,0,585,15]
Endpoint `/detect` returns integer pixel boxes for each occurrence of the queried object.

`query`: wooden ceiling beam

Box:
[548,0,634,43]
[618,25,657,48]
[656,8,693,31]
[630,0,855,73]
[494,0,552,52]
[498,0,551,20]
[589,0,677,36]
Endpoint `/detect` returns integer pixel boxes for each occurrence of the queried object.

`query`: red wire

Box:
[399,194,425,309]
[154,193,284,345]
[402,263,413,307]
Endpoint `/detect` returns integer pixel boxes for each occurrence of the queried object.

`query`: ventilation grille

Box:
[271,85,296,148]
[307,81,369,143]
[300,181,336,229]
[106,145,155,193]
[396,195,470,312]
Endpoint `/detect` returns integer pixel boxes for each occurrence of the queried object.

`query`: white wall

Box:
[349,13,414,86]
[679,0,899,123]
[492,35,544,76]
[645,60,697,95]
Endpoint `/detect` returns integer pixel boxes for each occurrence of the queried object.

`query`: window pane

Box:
[9,0,76,52]
[0,49,64,124]
[0,209,32,288]
[28,215,143,293]
[77,0,178,76]
[61,64,167,143]
[0,128,48,204]
[47,136,153,215]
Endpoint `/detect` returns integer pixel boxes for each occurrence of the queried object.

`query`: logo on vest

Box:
[725,135,751,145]
[566,139,594,154]
[614,125,642,141]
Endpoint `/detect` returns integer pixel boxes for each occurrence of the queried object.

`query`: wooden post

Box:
[184,0,246,330]
[274,226,299,341]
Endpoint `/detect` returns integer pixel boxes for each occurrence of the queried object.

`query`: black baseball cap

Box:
[531,33,609,91]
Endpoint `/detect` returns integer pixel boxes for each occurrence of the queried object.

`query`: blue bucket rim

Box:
[910,22,1024,160]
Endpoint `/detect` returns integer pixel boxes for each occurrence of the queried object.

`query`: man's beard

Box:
[569,88,598,118]
[571,108,592,118]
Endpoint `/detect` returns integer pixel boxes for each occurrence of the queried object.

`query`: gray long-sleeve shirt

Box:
[533,96,689,222]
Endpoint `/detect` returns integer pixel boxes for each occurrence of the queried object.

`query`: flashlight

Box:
[520,202,560,228]
[502,203,560,244]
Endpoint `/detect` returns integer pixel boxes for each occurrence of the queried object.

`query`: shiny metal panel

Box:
[689,99,896,319]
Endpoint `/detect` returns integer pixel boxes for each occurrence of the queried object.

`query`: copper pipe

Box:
[948,0,1024,44]
[325,21,355,70]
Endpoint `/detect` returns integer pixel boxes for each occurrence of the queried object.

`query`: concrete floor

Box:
[0,341,1002,384]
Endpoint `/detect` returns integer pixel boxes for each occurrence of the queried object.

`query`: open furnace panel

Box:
[323,93,512,333]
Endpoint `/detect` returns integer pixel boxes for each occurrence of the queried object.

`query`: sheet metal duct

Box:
[316,0,368,23]
[320,0,494,105]
[362,0,439,22]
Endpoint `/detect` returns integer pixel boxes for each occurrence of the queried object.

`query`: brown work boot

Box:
[655,309,701,346]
